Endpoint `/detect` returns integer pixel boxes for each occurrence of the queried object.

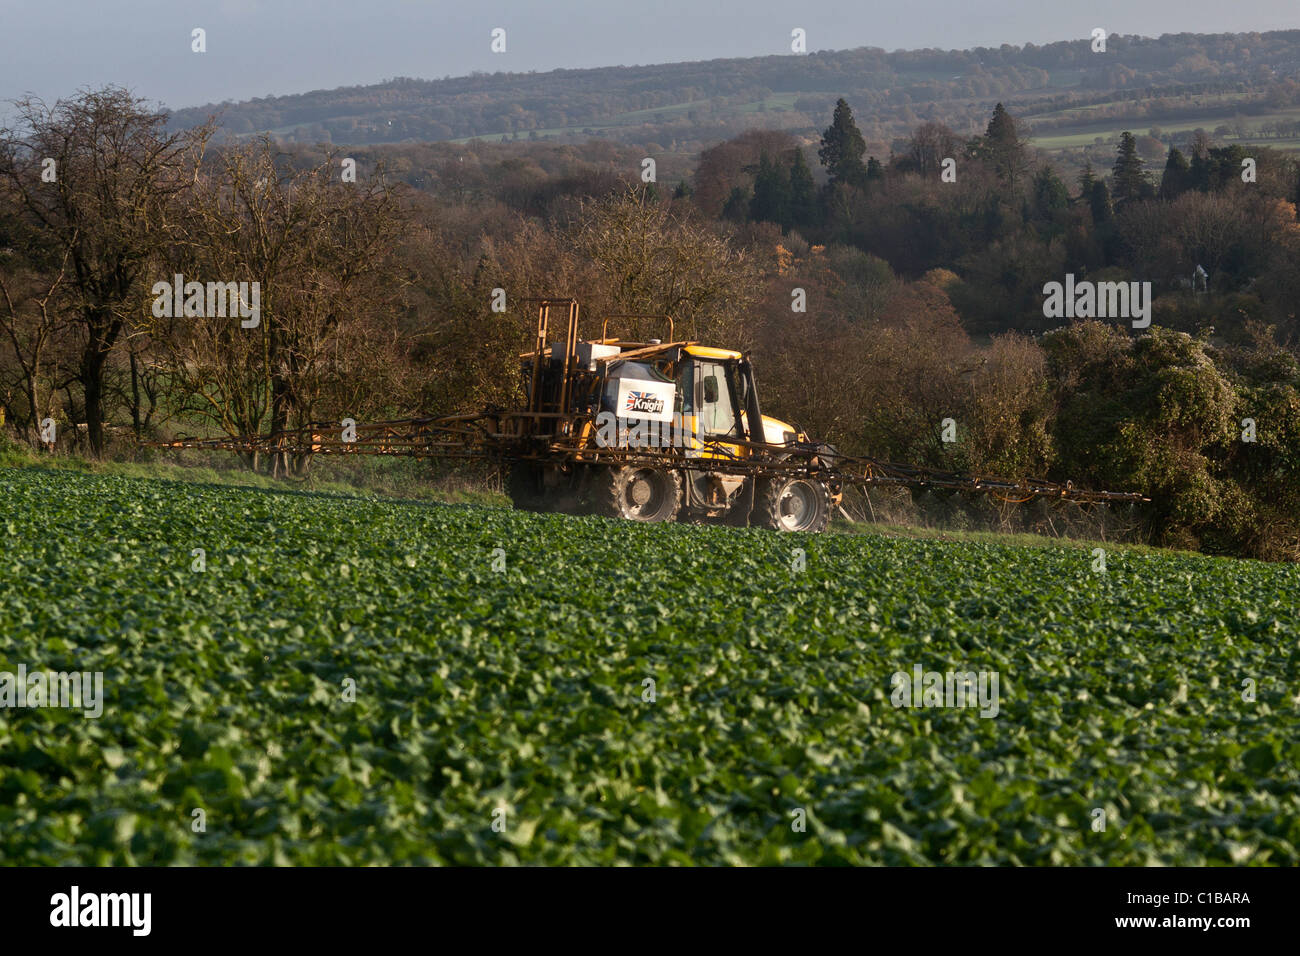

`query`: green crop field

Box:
[1,467,1298,865]
[1027,105,1300,153]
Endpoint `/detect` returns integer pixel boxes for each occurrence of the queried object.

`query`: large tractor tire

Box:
[755,475,833,533]
[593,465,681,522]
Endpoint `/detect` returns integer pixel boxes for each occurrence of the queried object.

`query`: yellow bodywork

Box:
[582,411,801,459]
[573,344,804,458]
[682,345,742,361]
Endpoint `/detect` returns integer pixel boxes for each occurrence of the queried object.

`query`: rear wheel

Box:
[593,465,681,522]
[756,476,832,532]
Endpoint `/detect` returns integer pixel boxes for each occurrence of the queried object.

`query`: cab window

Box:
[695,360,740,438]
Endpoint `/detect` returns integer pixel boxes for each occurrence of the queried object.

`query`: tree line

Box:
[0,88,758,473]
[693,96,1300,559]
[165,31,1300,151]
[6,86,1300,559]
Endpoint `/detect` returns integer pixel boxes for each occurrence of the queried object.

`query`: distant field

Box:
[736,92,804,113]
[449,92,811,144]
[271,92,1300,157]
[1028,105,1300,152]
[2,467,1297,865]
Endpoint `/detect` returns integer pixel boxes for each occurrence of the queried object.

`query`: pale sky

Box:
[1,0,1297,111]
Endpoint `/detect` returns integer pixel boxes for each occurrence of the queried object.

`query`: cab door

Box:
[689,359,747,459]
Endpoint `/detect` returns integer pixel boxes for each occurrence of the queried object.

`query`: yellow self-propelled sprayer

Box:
[150,298,1148,531]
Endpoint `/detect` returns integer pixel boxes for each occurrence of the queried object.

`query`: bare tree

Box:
[569,187,760,346]
[155,138,408,475]
[0,246,72,443]
[0,87,211,454]
[906,122,962,178]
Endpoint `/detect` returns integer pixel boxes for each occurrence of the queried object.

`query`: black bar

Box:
[0,865,1287,943]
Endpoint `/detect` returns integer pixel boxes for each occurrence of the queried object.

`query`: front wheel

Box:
[756,476,832,532]
[593,465,681,522]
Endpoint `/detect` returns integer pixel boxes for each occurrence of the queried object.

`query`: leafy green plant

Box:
[1,468,1296,864]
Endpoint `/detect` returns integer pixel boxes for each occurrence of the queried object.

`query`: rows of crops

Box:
[1,467,1297,864]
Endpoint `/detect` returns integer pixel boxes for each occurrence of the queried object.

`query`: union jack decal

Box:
[624,390,665,414]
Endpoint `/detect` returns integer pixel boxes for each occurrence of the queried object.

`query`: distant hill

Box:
[167,31,1300,158]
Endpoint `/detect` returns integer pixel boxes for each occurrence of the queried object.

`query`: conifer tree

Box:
[818,98,868,188]
[1032,166,1069,218]
[1159,147,1191,201]
[750,151,791,227]
[788,148,817,228]
[1078,162,1097,202]
[1089,177,1112,223]
[979,102,1027,188]
[1111,132,1147,206]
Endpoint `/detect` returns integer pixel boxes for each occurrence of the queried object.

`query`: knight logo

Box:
[624,390,665,416]
[615,378,675,423]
